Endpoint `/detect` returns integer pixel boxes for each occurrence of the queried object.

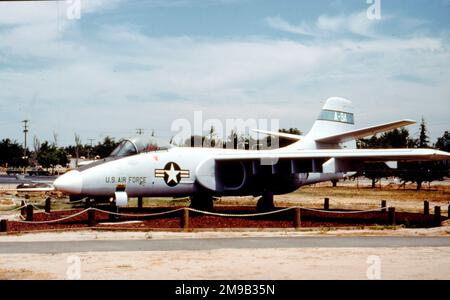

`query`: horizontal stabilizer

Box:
[315,120,416,144]
[252,129,302,141]
[16,187,55,192]
[385,161,398,169]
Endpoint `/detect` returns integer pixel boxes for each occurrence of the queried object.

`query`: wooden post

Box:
[85,198,91,209]
[26,204,33,222]
[381,200,387,212]
[45,197,51,213]
[388,207,395,225]
[324,198,329,210]
[181,208,189,231]
[138,197,143,209]
[20,200,26,217]
[434,206,441,226]
[0,220,7,232]
[293,208,301,229]
[87,209,96,227]
[424,201,429,215]
[109,202,119,221]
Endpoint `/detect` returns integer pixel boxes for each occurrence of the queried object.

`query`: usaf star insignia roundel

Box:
[155,162,190,187]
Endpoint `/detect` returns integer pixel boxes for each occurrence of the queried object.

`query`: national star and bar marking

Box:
[155,162,190,187]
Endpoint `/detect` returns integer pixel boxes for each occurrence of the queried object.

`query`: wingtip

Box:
[437,149,450,158]
[401,119,416,125]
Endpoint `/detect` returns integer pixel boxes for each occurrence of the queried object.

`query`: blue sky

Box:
[0,0,449,146]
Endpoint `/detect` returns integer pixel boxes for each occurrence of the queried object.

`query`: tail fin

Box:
[285,97,416,151]
[285,97,356,150]
[309,97,356,148]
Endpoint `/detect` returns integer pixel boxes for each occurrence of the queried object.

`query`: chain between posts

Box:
[8,206,387,224]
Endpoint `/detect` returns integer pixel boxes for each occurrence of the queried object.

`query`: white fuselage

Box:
[60,146,346,198]
[52,97,358,199]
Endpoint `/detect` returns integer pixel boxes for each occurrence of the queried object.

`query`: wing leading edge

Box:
[214,148,450,163]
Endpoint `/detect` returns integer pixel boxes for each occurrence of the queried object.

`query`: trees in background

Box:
[418,117,430,148]
[396,119,449,189]
[1,136,119,171]
[358,119,449,190]
[358,127,413,188]
[279,128,302,135]
[358,128,415,149]
[37,141,69,171]
[183,127,302,150]
[91,137,118,158]
[64,136,118,160]
[0,139,27,167]
[435,131,450,152]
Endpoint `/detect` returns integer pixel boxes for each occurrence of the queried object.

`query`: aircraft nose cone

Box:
[53,170,83,195]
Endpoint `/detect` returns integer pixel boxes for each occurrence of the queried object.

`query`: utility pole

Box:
[136,128,144,135]
[21,120,29,157]
[87,138,95,159]
[21,120,29,172]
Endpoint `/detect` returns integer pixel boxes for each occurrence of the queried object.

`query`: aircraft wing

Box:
[14,182,55,192]
[315,120,416,144]
[214,148,450,163]
[196,148,449,191]
[16,187,55,192]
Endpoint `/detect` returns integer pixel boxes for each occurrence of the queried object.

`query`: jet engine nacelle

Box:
[196,159,246,193]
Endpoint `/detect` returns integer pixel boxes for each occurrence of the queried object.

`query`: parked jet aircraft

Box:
[53,97,450,210]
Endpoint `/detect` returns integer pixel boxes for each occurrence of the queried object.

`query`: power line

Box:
[136,128,144,135]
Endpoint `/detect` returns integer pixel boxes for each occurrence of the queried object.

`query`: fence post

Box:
[26,204,33,222]
[293,208,301,229]
[45,197,51,213]
[138,197,143,209]
[424,201,429,215]
[85,198,91,209]
[324,198,329,210]
[0,219,7,232]
[88,209,96,227]
[109,203,119,221]
[181,208,190,231]
[388,207,395,225]
[381,200,386,212]
[434,206,441,226]
[21,200,26,217]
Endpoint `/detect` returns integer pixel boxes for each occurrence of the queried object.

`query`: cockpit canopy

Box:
[109,136,172,158]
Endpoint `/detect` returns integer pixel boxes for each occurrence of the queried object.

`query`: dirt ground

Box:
[1,179,449,280]
[1,247,450,280]
[218,179,450,214]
